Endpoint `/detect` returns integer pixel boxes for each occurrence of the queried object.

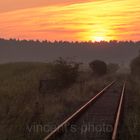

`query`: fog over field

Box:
[1,45,140,66]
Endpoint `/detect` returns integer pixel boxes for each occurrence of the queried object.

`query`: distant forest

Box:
[0,38,140,47]
[0,38,140,65]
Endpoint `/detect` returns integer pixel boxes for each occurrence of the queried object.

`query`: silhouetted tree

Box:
[0,38,140,48]
[40,58,80,93]
[50,58,79,87]
[89,60,107,76]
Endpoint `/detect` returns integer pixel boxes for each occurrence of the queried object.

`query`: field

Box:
[0,62,114,140]
[119,77,140,140]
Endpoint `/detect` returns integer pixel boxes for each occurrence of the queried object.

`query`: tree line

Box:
[0,38,140,48]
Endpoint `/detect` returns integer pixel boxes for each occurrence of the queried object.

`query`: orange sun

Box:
[94,36,105,42]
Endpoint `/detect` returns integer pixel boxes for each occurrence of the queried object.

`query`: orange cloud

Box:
[0,0,93,12]
[0,0,140,41]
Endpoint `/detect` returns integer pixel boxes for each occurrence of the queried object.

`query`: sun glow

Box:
[0,0,140,41]
[94,36,105,42]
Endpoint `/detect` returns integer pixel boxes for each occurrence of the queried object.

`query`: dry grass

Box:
[0,62,113,140]
[119,76,140,140]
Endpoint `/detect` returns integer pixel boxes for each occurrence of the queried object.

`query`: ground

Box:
[0,62,139,140]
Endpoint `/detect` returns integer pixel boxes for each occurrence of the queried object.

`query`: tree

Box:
[50,58,79,88]
[130,55,140,77]
[39,58,80,93]
[89,60,107,76]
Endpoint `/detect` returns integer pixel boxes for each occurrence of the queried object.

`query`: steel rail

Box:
[112,81,126,140]
[43,81,115,140]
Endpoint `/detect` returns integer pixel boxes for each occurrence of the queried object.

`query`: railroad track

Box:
[43,81,126,140]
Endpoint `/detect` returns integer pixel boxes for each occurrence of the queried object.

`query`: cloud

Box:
[0,0,94,13]
[0,0,140,41]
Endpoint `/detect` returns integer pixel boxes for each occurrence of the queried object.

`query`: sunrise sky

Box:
[0,0,140,41]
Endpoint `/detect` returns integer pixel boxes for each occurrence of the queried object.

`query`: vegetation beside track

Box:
[0,62,114,140]
[119,53,140,140]
[118,77,140,140]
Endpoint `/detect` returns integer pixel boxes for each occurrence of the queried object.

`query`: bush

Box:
[40,58,80,93]
[130,55,140,78]
[89,60,107,76]
[51,58,79,87]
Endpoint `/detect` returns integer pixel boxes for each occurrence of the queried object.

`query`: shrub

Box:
[40,58,80,93]
[89,60,107,76]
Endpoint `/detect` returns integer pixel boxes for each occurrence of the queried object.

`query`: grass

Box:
[119,76,140,140]
[0,62,51,140]
[0,62,114,140]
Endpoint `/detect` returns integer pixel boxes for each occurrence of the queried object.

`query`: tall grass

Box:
[0,62,113,140]
[119,76,140,140]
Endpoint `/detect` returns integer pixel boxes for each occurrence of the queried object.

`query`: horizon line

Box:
[0,37,140,43]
